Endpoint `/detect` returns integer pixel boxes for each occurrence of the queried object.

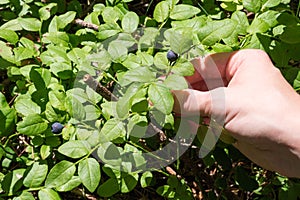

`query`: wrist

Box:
[278,96,300,178]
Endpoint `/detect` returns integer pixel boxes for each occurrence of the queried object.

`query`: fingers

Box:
[173,49,272,118]
[185,51,233,90]
[172,88,226,118]
[185,49,272,91]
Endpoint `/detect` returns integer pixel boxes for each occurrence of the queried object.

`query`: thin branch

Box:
[74,19,99,31]
[83,74,118,101]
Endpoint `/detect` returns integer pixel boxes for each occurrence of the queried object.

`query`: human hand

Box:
[172,49,300,178]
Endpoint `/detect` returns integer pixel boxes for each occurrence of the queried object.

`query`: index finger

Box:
[185,52,234,91]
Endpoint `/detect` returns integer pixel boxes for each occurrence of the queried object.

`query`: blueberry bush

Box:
[0,0,300,199]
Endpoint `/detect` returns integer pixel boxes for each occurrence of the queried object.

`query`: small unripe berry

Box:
[51,122,64,134]
[167,50,178,63]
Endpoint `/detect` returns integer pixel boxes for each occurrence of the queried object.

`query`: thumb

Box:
[172,88,226,118]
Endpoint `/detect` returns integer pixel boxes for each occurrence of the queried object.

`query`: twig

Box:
[166,166,177,176]
[74,19,99,31]
[83,74,118,101]
[8,94,18,106]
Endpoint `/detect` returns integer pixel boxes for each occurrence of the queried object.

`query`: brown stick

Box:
[74,19,99,31]
[83,74,118,101]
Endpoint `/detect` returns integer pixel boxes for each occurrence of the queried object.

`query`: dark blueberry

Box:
[167,50,178,63]
[51,122,64,134]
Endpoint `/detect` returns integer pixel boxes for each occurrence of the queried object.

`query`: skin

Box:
[172,49,300,178]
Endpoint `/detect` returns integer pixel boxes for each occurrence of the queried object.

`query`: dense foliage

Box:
[0,0,299,199]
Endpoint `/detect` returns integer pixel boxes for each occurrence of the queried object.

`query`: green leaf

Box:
[45,102,66,123]
[49,11,76,32]
[84,12,100,26]
[171,16,206,30]
[86,50,112,71]
[108,40,128,62]
[18,18,41,31]
[49,90,66,111]
[84,105,101,121]
[164,28,193,54]
[30,67,52,89]
[0,92,9,108]
[67,48,87,65]
[257,10,279,28]
[114,33,136,48]
[136,51,154,66]
[78,158,101,193]
[50,62,73,80]
[40,145,51,160]
[262,0,281,10]
[170,4,201,20]
[140,171,153,188]
[197,19,236,46]
[59,11,76,27]
[2,169,26,196]
[212,43,233,53]
[122,12,139,33]
[138,27,159,47]
[153,1,170,22]
[99,119,126,142]
[42,32,70,46]
[56,176,81,192]
[13,47,34,62]
[102,7,119,23]
[40,44,69,65]
[0,29,18,44]
[235,166,259,191]
[58,140,91,159]
[0,0,9,4]
[97,23,122,40]
[131,90,148,113]
[220,2,243,12]
[247,18,270,34]
[0,41,14,63]
[17,114,48,136]
[0,19,22,31]
[14,191,35,200]
[171,58,194,76]
[116,83,141,119]
[119,67,156,87]
[66,88,88,104]
[45,136,61,148]
[97,178,120,197]
[231,11,249,35]
[14,95,41,116]
[0,93,17,136]
[66,96,86,120]
[127,114,147,138]
[156,185,174,198]
[123,144,146,171]
[122,53,141,69]
[45,161,76,188]
[154,52,169,70]
[148,83,174,115]
[120,172,139,193]
[243,0,261,13]
[164,74,188,90]
[97,142,122,166]
[39,3,57,21]
[23,162,48,188]
[280,26,300,44]
[38,189,61,200]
